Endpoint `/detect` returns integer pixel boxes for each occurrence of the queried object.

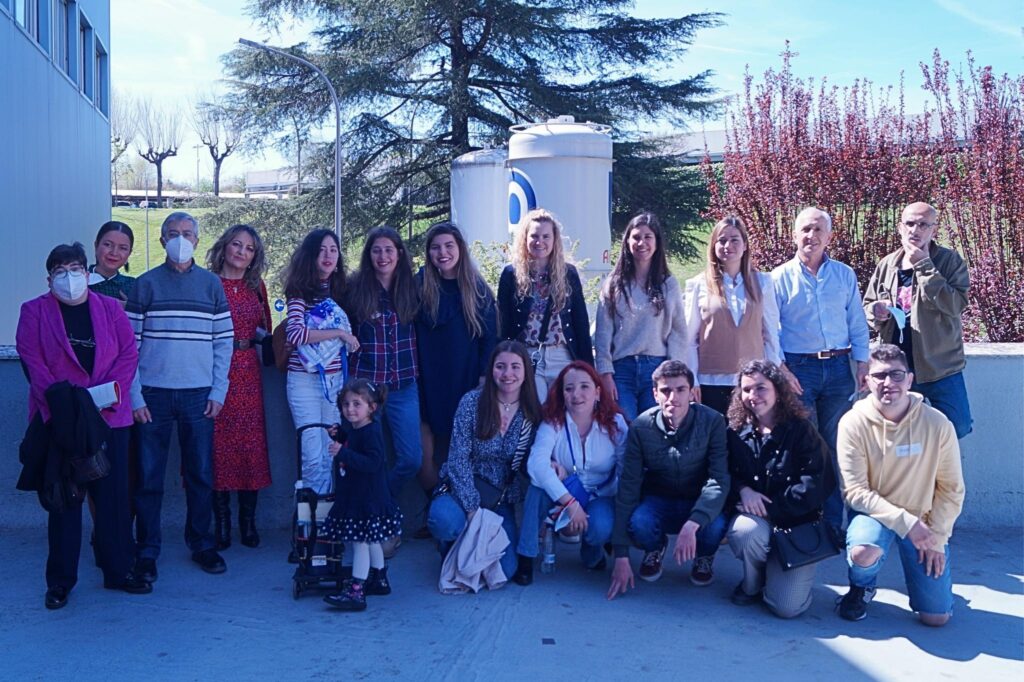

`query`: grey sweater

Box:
[126,262,234,407]
[593,275,686,374]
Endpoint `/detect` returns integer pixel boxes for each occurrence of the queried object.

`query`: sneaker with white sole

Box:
[638,541,667,582]
[837,585,876,621]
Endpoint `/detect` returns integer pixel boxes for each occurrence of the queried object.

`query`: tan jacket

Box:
[837,394,965,546]
[438,508,510,594]
[863,243,969,383]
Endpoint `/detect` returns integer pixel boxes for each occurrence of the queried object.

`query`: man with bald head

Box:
[862,202,972,438]
[772,207,870,537]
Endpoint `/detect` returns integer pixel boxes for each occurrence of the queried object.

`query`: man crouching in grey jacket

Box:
[607,360,730,600]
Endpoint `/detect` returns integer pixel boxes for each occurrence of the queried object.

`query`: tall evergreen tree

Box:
[225,0,721,255]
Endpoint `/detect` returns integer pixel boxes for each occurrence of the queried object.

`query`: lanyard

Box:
[565,425,581,473]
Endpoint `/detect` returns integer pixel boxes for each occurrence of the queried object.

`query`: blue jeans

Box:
[427,494,519,578]
[784,352,855,529]
[135,387,215,560]
[383,381,424,497]
[516,485,615,568]
[628,495,728,558]
[914,371,973,439]
[846,513,953,615]
[612,355,666,422]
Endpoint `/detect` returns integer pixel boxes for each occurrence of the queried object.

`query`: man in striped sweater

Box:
[127,212,234,583]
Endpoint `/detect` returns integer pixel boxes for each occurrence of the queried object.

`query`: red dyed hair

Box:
[542,361,623,441]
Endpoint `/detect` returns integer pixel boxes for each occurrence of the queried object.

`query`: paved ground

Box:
[1,525,1021,681]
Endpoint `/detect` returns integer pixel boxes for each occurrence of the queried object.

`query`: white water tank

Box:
[450,148,510,247]
[507,115,614,282]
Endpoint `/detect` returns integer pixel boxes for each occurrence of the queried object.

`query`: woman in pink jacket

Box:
[16,242,150,610]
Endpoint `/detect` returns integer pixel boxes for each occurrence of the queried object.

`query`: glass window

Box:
[14,0,40,41]
[53,0,69,74]
[95,42,107,114]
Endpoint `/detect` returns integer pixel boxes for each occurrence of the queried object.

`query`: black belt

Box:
[233,338,259,350]
[793,348,852,360]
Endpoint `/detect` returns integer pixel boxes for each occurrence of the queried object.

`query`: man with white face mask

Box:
[127,212,234,582]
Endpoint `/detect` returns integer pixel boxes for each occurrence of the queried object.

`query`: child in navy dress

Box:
[321,379,403,611]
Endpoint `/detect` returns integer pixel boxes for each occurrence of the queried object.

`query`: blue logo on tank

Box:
[508,170,537,228]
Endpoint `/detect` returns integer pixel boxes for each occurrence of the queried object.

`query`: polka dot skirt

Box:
[318,511,404,544]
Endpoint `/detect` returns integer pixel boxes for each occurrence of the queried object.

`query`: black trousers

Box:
[46,427,133,589]
[700,384,734,416]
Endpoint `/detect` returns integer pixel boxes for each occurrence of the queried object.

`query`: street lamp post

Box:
[238,38,343,242]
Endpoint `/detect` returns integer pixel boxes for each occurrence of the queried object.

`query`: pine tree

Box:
[224,0,721,254]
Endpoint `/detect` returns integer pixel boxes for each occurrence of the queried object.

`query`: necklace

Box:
[497,398,520,413]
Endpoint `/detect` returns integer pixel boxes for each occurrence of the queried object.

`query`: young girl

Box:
[321,379,403,611]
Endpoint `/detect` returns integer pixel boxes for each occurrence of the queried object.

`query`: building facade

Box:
[0,0,110,345]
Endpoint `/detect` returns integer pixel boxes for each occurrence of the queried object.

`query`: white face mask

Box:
[52,270,88,301]
[165,236,195,264]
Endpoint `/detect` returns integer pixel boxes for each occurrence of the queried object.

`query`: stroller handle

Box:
[295,423,339,480]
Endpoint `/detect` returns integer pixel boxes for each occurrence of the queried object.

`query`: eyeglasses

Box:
[50,264,86,277]
[901,220,935,229]
[868,369,908,382]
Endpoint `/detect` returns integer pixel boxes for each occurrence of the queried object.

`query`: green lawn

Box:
[112,207,215,275]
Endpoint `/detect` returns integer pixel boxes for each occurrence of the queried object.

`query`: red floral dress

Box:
[213,278,273,491]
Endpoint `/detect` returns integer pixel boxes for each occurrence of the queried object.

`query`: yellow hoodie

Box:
[837,393,965,546]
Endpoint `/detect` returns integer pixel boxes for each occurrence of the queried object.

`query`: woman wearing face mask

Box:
[513,361,627,585]
[415,222,497,493]
[16,243,150,610]
[683,216,783,415]
[282,228,357,496]
[88,221,136,302]
[497,209,594,399]
[206,225,274,549]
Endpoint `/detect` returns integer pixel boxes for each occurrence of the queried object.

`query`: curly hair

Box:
[420,222,494,339]
[602,211,671,319]
[510,208,570,314]
[280,228,346,305]
[727,359,808,430]
[206,224,267,291]
[541,361,623,442]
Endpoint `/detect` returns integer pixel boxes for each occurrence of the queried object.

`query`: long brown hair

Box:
[280,228,346,304]
[603,211,671,319]
[511,208,570,313]
[705,216,761,302]
[727,359,808,430]
[476,340,541,440]
[420,222,494,338]
[346,226,419,325]
[542,361,622,442]
[207,224,267,291]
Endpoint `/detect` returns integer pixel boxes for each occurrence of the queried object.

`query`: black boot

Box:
[365,565,392,596]
[512,554,534,586]
[238,490,260,548]
[213,491,231,550]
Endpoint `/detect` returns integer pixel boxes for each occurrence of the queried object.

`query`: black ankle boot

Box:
[365,565,392,596]
[213,491,231,550]
[238,490,260,548]
[512,554,534,586]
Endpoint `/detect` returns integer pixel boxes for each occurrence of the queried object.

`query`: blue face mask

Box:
[888,306,908,343]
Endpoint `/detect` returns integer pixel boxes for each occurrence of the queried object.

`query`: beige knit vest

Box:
[697,290,764,375]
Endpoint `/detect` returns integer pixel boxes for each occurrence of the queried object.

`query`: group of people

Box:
[17,201,969,627]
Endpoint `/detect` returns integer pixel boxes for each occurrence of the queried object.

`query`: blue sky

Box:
[111,0,1022,183]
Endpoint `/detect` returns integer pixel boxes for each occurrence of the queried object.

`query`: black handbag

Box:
[771,517,840,571]
[434,419,536,511]
[69,442,111,484]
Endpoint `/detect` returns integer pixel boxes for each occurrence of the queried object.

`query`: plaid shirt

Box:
[351,286,418,389]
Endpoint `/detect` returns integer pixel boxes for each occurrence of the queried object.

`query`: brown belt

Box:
[796,348,852,360]
[233,338,259,350]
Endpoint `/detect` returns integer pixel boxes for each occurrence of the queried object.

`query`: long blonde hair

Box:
[511,208,569,313]
[420,222,494,338]
[705,216,761,302]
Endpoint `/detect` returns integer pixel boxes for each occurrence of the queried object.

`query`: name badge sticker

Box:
[895,443,923,458]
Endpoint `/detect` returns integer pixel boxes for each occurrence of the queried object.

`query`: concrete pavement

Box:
[0,524,1020,681]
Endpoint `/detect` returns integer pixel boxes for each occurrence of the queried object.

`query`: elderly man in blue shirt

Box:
[772,207,870,537]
